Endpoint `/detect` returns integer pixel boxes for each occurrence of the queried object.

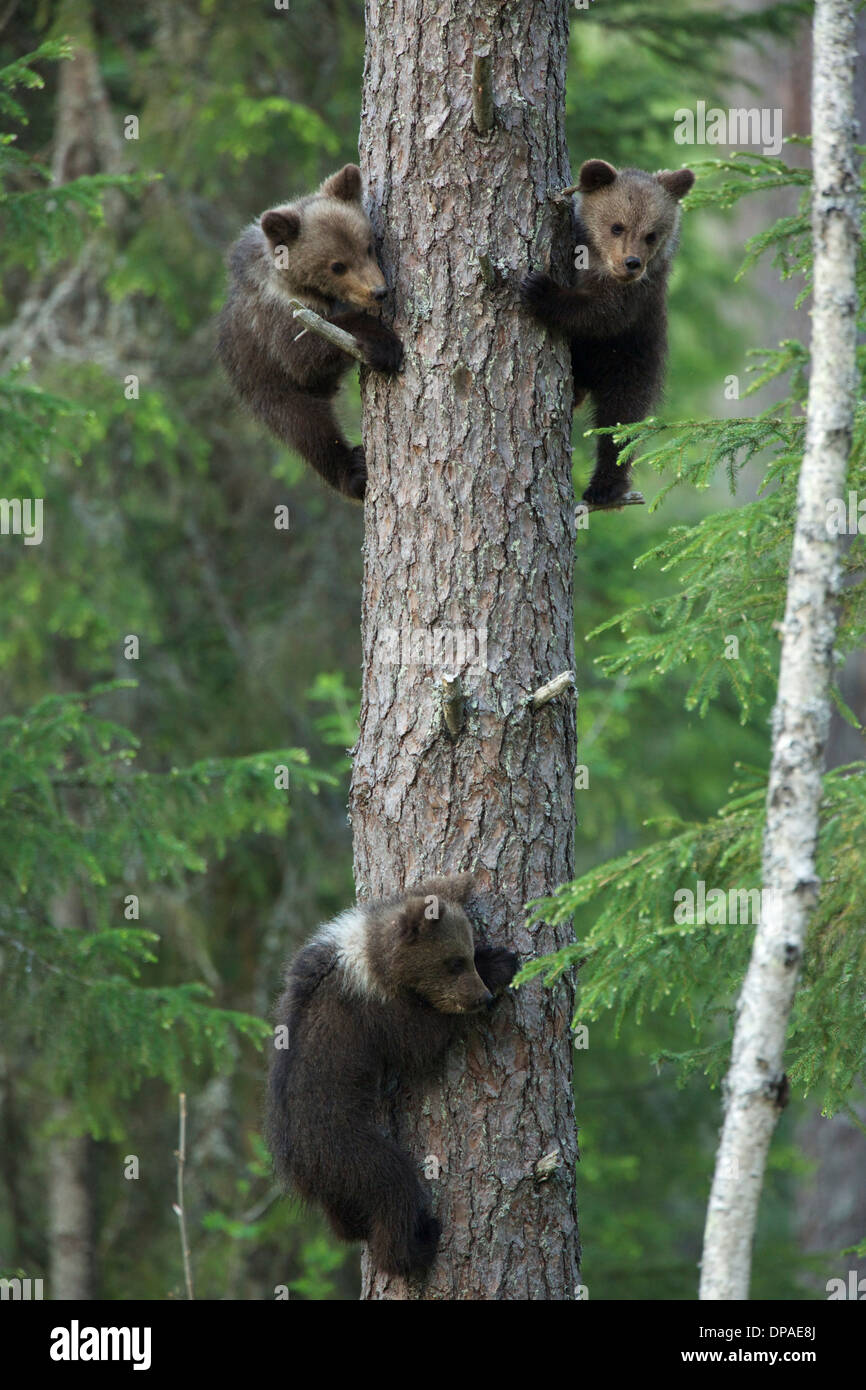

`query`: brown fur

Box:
[265,873,518,1276]
[217,164,403,500]
[521,160,694,506]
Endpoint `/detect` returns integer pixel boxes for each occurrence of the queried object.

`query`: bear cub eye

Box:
[611,223,624,236]
[330,261,347,275]
[366,243,373,257]
[645,231,657,244]
[446,956,468,975]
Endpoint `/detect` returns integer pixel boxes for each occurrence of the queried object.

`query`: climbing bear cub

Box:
[218,164,402,500]
[521,159,694,507]
[266,872,518,1277]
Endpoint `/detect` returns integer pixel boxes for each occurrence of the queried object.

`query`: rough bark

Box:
[351,0,579,1300]
[699,0,859,1301]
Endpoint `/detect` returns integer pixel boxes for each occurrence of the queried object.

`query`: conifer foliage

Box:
[0,46,327,1138]
[520,146,866,1130]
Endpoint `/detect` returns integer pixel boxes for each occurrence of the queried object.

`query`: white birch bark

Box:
[699,0,859,1300]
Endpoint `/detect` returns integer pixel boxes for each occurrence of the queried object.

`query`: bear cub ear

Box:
[578,159,618,193]
[408,871,476,907]
[442,871,475,902]
[394,872,476,942]
[320,163,363,203]
[261,208,301,249]
[655,168,695,201]
[394,897,437,942]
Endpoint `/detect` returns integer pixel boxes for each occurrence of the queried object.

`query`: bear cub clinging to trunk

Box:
[217,164,402,501]
[521,159,694,508]
[266,872,518,1277]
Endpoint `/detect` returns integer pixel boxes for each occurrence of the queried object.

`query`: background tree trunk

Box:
[699,0,859,1301]
[351,0,580,1300]
[34,18,123,1304]
[48,1107,94,1301]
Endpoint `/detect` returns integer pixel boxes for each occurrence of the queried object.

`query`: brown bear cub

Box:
[217,164,402,500]
[521,159,694,508]
[266,872,518,1276]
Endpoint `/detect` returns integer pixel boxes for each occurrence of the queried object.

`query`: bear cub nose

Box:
[372,286,388,301]
[624,256,642,271]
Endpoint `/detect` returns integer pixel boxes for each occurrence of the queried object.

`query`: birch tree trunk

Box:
[699,0,859,1301]
[351,0,580,1300]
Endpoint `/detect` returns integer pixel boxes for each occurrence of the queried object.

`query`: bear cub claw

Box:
[582,479,627,507]
[520,270,557,314]
[359,334,404,374]
[474,945,520,993]
[372,1210,441,1278]
[411,1212,442,1271]
[346,446,367,500]
[582,481,645,509]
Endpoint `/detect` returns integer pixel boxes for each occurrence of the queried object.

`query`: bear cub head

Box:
[369,872,493,1014]
[260,163,387,312]
[577,159,694,284]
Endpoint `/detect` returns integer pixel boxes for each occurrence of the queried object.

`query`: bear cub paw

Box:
[411,1211,442,1272]
[474,945,520,995]
[582,477,634,509]
[373,1209,441,1277]
[345,446,367,500]
[520,271,558,316]
[359,333,404,375]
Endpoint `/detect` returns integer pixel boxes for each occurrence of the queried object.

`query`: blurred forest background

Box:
[1,0,864,1300]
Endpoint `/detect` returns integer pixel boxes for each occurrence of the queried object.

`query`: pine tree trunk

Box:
[700,0,859,1301]
[352,0,579,1300]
